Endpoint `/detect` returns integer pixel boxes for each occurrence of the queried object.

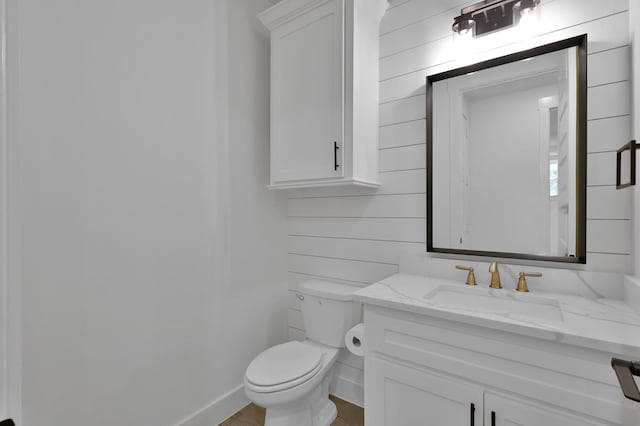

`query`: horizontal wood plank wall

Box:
[285,0,633,405]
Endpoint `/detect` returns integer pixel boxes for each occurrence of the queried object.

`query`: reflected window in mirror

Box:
[426,35,587,263]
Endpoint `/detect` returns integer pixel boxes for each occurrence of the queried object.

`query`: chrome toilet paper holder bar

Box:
[611,357,640,402]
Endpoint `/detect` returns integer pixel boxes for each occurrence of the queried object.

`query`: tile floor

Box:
[219,395,364,426]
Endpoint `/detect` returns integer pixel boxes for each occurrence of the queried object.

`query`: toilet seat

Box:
[245,341,323,393]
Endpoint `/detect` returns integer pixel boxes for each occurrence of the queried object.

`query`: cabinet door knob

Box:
[334,141,340,171]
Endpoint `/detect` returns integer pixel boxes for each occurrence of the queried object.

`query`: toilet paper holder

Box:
[345,323,365,357]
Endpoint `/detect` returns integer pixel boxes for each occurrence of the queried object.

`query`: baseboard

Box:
[176,384,249,426]
[329,375,363,408]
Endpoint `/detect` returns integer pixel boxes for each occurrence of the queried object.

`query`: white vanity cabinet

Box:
[363,305,631,426]
[367,360,595,426]
[258,0,384,189]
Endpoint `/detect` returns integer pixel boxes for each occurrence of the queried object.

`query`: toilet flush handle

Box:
[296,294,304,301]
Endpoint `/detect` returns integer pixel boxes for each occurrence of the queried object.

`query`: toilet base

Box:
[264,397,336,426]
[261,370,337,426]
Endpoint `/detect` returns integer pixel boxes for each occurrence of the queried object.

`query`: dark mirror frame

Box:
[426,34,587,264]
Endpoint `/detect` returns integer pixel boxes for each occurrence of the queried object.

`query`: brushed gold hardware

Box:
[488,262,501,289]
[516,271,542,292]
[455,265,477,286]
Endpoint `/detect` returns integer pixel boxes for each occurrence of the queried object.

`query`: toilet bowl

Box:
[243,281,361,426]
[244,340,339,425]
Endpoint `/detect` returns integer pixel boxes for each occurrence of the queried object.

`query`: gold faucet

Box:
[488,262,502,289]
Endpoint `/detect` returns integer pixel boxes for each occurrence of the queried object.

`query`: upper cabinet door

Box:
[259,0,385,190]
[270,0,344,183]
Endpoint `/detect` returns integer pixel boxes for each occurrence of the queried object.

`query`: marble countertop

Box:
[353,273,640,356]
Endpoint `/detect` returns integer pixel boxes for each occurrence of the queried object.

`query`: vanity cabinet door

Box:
[269,0,344,185]
[484,393,601,426]
[366,357,482,426]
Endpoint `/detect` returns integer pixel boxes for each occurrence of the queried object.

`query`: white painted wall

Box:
[286,0,633,406]
[0,0,8,420]
[3,0,22,422]
[12,1,287,425]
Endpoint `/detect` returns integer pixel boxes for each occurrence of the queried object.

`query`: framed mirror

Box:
[427,35,587,263]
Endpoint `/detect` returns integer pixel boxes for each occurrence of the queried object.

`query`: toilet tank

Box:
[297,280,362,348]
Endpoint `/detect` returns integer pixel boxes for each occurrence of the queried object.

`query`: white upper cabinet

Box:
[258,0,386,189]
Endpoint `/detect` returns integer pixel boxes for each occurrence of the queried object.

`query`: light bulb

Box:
[454,30,474,59]
[517,4,539,38]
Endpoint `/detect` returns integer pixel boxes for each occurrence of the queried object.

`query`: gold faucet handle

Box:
[455,265,477,286]
[516,271,543,292]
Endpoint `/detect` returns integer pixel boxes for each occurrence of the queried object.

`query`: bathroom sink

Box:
[423,285,564,323]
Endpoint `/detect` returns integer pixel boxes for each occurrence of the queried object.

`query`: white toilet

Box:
[244,280,361,426]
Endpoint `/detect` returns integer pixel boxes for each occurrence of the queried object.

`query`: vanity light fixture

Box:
[451,0,541,38]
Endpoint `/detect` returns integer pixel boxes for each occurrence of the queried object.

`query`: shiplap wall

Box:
[286,0,632,406]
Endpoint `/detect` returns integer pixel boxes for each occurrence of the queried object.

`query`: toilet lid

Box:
[245,341,323,389]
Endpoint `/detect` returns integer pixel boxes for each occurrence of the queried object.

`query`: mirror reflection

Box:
[427,36,586,263]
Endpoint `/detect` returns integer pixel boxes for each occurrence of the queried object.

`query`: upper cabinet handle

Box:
[470,403,475,426]
[334,141,340,171]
